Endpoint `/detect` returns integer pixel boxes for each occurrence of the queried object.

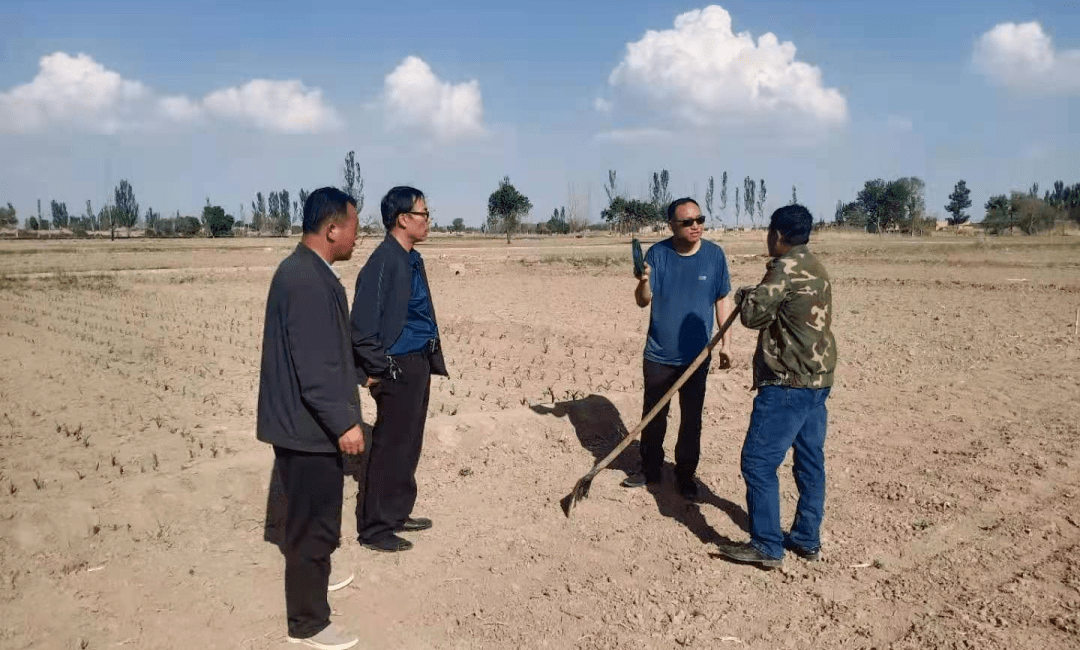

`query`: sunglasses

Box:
[672,216,706,228]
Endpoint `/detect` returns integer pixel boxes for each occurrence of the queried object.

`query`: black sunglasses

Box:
[672,216,706,227]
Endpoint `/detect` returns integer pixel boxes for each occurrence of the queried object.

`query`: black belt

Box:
[387,339,439,371]
[392,338,439,357]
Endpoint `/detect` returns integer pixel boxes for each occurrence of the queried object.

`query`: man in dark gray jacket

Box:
[352,186,448,553]
[257,187,363,650]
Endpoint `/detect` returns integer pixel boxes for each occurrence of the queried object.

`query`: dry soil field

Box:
[1,231,1079,650]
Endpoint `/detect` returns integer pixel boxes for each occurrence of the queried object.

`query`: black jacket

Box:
[256,244,361,453]
[351,233,448,383]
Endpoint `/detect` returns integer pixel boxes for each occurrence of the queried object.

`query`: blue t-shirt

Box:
[643,238,731,366]
[387,250,439,356]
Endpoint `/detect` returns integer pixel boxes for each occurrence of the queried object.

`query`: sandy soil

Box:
[1,231,1079,650]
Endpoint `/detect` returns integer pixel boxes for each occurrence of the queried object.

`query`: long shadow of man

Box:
[532,393,747,545]
[532,394,639,474]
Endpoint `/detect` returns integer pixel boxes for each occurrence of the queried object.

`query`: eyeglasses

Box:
[672,216,706,228]
[405,211,431,222]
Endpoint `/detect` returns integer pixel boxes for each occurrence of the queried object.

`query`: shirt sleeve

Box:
[740,257,791,330]
[714,248,731,300]
[285,280,359,437]
[351,257,390,383]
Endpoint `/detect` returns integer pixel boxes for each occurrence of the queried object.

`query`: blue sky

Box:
[1,0,1078,228]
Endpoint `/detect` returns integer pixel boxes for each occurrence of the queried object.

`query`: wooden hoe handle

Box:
[582,305,742,481]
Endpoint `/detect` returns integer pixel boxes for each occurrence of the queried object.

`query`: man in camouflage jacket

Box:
[716,204,837,569]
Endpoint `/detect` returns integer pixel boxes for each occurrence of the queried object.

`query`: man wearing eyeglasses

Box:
[351,186,448,553]
[622,198,733,500]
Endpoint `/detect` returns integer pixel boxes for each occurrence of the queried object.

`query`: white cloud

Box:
[972,21,1080,93]
[593,97,613,113]
[158,95,203,123]
[606,5,847,129]
[0,52,148,134]
[592,128,673,143]
[202,80,342,133]
[382,56,486,142]
[0,52,342,134]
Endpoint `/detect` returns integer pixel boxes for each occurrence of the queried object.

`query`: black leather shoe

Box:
[621,472,660,488]
[677,479,700,502]
[783,536,821,561]
[715,541,782,568]
[396,517,432,532]
[361,534,413,553]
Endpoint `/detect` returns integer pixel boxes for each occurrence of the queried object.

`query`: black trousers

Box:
[357,353,431,543]
[273,446,343,639]
[639,357,710,483]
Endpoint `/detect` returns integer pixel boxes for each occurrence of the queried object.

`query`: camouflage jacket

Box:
[735,245,836,390]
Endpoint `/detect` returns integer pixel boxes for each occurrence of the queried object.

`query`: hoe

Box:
[561,305,741,517]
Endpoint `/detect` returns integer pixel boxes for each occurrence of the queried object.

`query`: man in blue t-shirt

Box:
[622,197,733,500]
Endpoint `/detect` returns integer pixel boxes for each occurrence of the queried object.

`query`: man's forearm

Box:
[716,296,732,347]
[635,278,651,307]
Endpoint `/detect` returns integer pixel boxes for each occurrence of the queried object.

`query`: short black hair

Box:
[302,187,356,234]
[666,197,700,222]
[381,186,425,230]
[769,204,813,245]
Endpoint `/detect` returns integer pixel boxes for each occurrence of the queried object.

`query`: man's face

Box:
[332,204,359,261]
[669,202,704,244]
[399,197,430,243]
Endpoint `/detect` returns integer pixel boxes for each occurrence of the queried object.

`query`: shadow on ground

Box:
[532,393,748,543]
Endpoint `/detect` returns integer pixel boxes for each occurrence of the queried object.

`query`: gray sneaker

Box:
[328,566,354,592]
[288,623,358,650]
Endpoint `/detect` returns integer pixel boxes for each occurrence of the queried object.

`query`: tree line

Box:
[15,180,146,240]
[981,181,1080,234]
[833,177,1080,235]
[4,167,342,240]
[595,170,770,234]
[7,157,1079,240]
[484,176,594,242]
[834,177,932,234]
[479,167,785,242]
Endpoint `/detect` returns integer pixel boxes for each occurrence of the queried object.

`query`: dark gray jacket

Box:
[351,233,448,383]
[256,244,361,453]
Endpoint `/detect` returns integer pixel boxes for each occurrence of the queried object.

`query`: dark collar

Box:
[295,243,340,282]
[383,232,413,261]
[383,231,424,265]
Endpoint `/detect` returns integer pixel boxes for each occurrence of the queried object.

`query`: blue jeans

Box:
[741,385,831,560]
